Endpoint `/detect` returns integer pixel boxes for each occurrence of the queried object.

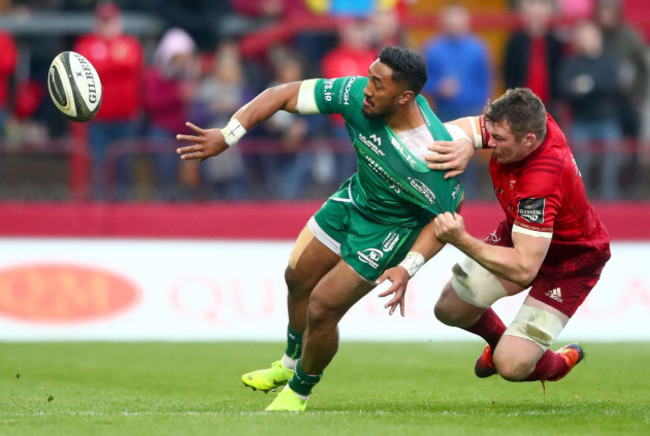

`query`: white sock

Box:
[281,354,298,371]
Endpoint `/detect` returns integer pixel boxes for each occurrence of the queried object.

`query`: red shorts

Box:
[486,220,606,317]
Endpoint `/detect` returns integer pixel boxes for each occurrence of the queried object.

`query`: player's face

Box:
[486,120,536,164]
[362,60,406,119]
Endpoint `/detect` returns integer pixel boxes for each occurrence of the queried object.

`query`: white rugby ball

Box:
[48,51,102,122]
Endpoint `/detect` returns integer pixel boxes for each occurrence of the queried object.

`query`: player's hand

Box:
[375,266,411,317]
[433,212,466,244]
[176,122,229,161]
[425,139,474,179]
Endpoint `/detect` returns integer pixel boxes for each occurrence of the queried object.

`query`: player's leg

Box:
[285,224,342,334]
[266,260,374,411]
[494,270,603,382]
[266,210,421,411]
[434,257,524,376]
[300,261,374,374]
[493,295,573,381]
[242,224,341,393]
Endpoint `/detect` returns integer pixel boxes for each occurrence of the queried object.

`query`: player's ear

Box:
[398,90,415,105]
[524,132,536,147]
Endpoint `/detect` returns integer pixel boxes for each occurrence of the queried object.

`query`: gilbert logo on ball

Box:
[48,51,102,122]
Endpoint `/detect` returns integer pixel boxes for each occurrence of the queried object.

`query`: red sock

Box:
[524,349,570,381]
[464,308,506,349]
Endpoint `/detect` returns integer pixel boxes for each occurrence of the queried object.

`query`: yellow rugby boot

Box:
[264,386,307,412]
[242,360,293,393]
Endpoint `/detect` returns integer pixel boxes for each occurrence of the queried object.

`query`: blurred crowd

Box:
[0,0,649,202]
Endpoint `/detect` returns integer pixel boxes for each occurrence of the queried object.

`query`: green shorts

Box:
[309,196,424,282]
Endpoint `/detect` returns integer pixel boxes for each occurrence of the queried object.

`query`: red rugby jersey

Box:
[74,33,143,121]
[487,114,610,277]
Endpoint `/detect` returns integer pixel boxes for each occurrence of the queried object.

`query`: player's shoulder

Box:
[520,146,565,187]
[317,75,367,109]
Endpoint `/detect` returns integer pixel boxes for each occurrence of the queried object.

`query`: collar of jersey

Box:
[384,102,432,173]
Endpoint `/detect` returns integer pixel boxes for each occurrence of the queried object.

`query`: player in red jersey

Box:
[426,88,610,382]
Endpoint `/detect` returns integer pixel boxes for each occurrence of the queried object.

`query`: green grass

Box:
[1,342,648,435]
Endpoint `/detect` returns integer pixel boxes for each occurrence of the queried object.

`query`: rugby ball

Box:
[48,51,102,122]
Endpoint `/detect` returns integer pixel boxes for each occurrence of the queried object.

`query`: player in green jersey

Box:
[176,47,464,412]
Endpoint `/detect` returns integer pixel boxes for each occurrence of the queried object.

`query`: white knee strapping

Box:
[450,257,507,308]
[504,305,565,351]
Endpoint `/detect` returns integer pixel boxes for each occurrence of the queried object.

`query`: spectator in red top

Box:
[74,1,144,200]
[321,18,377,187]
[502,0,564,109]
[0,30,18,137]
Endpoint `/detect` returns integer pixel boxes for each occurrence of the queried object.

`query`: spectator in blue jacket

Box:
[422,3,492,122]
[422,3,492,197]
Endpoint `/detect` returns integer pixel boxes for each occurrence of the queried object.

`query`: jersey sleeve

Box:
[296,76,366,120]
[478,115,491,149]
[513,164,563,239]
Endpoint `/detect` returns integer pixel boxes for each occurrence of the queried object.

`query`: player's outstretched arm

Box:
[176,81,302,161]
[426,116,480,179]
[434,212,551,287]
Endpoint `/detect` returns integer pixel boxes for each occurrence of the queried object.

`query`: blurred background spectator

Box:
[0,29,17,137]
[321,18,375,188]
[502,0,564,112]
[190,39,249,200]
[422,3,492,122]
[368,9,406,49]
[74,1,143,200]
[594,0,649,198]
[259,47,329,200]
[558,20,623,200]
[142,27,199,200]
[422,3,492,199]
[139,0,233,52]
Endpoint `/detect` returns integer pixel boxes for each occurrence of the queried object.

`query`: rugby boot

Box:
[548,343,584,381]
[242,360,293,392]
[474,344,497,378]
[265,386,307,412]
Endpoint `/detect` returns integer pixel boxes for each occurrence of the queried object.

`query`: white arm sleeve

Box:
[295,79,321,114]
[512,223,553,239]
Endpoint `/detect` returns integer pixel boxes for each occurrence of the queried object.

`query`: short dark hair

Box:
[378,46,428,95]
[484,88,547,140]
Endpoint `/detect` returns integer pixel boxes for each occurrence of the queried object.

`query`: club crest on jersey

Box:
[358,248,383,269]
[517,197,545,224]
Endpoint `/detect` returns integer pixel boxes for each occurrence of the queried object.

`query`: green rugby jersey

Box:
[300,75,463,228]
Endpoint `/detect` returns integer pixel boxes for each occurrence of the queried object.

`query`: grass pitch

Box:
[1,342,648,436]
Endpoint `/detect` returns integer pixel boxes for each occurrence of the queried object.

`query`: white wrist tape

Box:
[469,116,483,149]
[446,124,471,144]
[399,251,425,278]
[221,118,247,147]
